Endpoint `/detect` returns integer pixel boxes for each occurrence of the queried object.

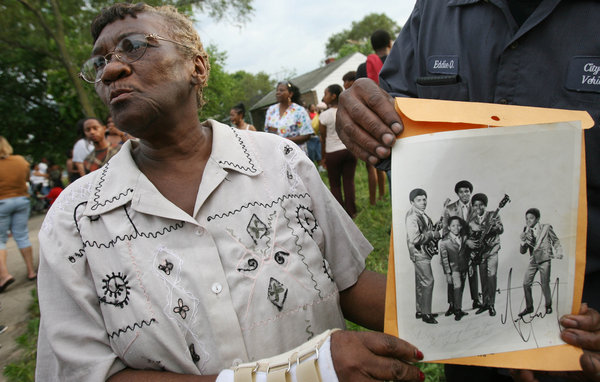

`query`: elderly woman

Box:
[264,81,314,153]
[36,3,423,382]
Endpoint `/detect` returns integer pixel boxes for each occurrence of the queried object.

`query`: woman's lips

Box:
[109,89,133,104]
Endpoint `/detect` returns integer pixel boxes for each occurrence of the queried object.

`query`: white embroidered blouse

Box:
[36,120,372,381]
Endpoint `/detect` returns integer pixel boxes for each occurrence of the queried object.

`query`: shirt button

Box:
[211,282,223,294]
[510,42,518,49]
[195,227,205,236]
[498,98,509,104]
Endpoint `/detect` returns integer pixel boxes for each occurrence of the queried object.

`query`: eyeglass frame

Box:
[79,33,193,84]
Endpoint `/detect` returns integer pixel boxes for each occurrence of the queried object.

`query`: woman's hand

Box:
[330,330,424,381]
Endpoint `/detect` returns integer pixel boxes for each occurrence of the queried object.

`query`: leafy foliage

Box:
[325,13,401,58]
[200,46,275,124]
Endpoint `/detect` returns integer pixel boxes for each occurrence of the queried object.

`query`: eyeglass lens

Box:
[80,34,150,83]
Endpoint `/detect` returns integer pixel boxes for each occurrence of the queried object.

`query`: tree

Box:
[231,71,276,112]
[199,46,275,124]
[325,13,401,58]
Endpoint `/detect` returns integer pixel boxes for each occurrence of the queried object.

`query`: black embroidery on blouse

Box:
[237,257,259,273]
[73,201,88,235]
[73,195,180,256]
[70,202,93,264]
[305,321,314,340]
[189,343,200,363]
[90,162,135,211]
[283,144,293,155]
[173,298,190,319]
[84,221,185,249]
[286,170,293,179]
[246,213,269,244]
[108,318,157,339]
[295,205,318,237]
[145,358,166,371]
[68,247,86,263]
[274,251,289,265]
[267,277,288,311]
[323,259,334,282]
[123,205,139,235]
[99,272,131,308]
[264,211,277,249]
[89,215,100,222]
[217,126,257,173]
[158,259,173,275]
[206,193,310,222]
[284,205,322,299]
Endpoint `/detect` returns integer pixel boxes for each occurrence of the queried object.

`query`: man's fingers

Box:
[580,351,600,381]
[336,97,395,157]
[352,78,404,133]
[560,304,600,332]
[337,84,400,147]
[509,369,539,382]
[336,114,385,164]
[561,328,600,351]
[336,78,404,164]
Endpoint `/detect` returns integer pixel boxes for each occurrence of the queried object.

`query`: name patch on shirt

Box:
[566,56,600,93]
[427,55,459,75]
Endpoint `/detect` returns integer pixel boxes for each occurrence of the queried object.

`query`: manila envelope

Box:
[384,98,593,370]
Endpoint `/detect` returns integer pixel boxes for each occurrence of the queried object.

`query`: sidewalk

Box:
[0,213,44,380]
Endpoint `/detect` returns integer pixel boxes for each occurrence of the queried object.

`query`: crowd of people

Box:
[1,1,599,381]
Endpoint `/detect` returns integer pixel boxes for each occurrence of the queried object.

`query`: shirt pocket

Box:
[416,75,469,101]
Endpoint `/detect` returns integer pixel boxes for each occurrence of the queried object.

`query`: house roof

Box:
[250,52,364,111]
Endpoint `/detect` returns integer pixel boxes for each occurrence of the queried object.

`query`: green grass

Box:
[321,164,445,382]
[3,289,39,382]
[5,165,444,381]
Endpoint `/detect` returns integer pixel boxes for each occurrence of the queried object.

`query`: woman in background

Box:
[0,136,37,293]
[229,103,256,131]
[264,81,313,153]
[320,84,357,218]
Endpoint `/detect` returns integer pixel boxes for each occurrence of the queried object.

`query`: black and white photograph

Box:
[391,121,582,361]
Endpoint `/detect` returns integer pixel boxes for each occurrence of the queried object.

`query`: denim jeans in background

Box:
[306,136,322,162]
[0,196,32,249]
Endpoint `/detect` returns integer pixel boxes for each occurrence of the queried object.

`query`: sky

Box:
[194,0,417,80]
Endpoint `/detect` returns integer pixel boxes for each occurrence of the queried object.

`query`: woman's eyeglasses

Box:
[79,33,191,84]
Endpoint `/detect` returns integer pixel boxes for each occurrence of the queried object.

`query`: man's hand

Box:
[560,303,600,381]
[336,78,403,165]
[330,330,424,381]
[466,239,479,249]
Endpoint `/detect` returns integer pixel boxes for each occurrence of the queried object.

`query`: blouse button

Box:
[211,282,223,294]
[195,227,205,236]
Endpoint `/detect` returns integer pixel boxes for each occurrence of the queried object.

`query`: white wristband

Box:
[216,330,339,382]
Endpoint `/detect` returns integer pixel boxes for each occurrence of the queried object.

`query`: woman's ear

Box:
[191,54,208,86]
